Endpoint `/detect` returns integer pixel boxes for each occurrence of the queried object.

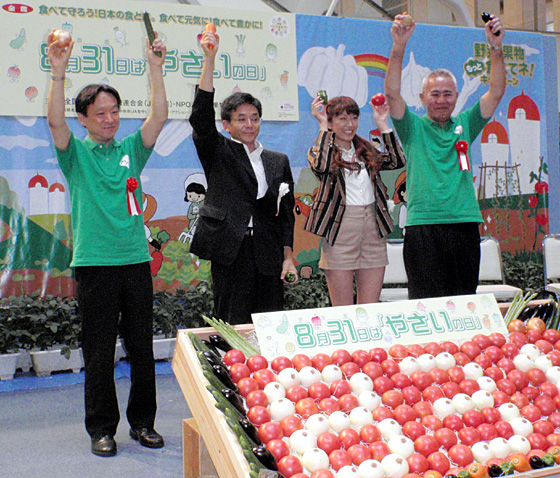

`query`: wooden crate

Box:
[172,326,253,478]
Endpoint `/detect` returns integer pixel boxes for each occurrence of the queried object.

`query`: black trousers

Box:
[75,262,156,438]
[404,223,481,300]
[211,235,284,325]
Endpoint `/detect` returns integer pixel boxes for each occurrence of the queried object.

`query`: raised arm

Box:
[140,35,168,148]
[372,101,406,170]
[384,14,416,121]
[480,15,506,119]
[198,29,219,92]
[46,30,74,150]
[308,95,335,175]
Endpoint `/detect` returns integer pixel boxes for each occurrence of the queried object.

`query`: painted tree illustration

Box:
[12,272,35,295]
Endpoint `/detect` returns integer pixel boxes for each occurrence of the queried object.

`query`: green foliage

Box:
[284,272,331,310]
[503,251,544,294]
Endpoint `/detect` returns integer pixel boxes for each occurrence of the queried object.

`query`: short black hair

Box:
[186,183,206,195]
[220,92,262,122]
[75,84,121,116]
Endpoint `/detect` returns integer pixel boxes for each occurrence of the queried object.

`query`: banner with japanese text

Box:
[251,294,507,360]
[1,0,298,120]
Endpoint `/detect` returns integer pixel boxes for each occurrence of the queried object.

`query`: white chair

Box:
[543,234,560,298]
[476,236,521,301]
[379,240,409,302]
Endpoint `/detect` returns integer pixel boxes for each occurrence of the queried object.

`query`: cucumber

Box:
[188,332,212,353]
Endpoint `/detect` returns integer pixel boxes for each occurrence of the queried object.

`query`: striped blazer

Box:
[304,130,406,246]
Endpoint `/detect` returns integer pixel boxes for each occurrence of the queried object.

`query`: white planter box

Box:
[153,337,176,361]
[0,352,20,380]
[16,349,32,372]
[30,347,84,377]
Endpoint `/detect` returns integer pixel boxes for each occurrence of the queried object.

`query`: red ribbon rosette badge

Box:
[455,140,470,172]
[126,177,142,216]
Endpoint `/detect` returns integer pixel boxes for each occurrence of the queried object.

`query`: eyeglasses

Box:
[231,117,261,125]
[427,92,456,100]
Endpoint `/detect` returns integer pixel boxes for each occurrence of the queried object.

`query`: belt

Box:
[245,227,254,237]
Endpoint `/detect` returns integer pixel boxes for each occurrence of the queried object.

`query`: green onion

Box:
[503,291,537,326]
[202,315,261,357]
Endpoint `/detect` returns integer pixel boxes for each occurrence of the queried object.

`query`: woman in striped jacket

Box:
[305,95,406,306]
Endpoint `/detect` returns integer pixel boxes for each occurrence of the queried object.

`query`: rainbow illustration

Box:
[354,53,389,78]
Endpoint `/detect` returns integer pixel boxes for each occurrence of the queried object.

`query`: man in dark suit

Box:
[189,27,298,325]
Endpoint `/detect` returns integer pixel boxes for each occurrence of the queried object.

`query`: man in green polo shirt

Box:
[46,29,168,457]
[384,13,506,300]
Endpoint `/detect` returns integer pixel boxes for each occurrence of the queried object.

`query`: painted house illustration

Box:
[28,173,68,215]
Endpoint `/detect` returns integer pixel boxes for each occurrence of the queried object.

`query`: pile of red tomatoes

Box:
[219,317,560,478]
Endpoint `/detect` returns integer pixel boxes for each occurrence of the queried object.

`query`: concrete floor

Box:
[0,365,191,478]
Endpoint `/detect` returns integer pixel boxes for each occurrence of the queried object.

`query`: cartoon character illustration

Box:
[114,26,128,47]
[266,336,279,355]
[10,28,26,50]
[392,171,407,236]
[178,175,207,245]
[25,86,38,102]
[142,192,169,277]
[280,70,289,90]
[235,34,245,57]
[298,265,313,279]
[8,66,21,82]
[276,315,289,334]
[311,315,321,328]
[265,43,278,62]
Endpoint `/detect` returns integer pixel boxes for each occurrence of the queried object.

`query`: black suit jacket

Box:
[189,88,295,276]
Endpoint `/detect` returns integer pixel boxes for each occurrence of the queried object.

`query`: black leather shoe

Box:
[91,434,117,457]
[129,427,165,448]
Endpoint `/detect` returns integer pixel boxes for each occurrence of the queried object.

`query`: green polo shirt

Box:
[392,101,489,226]
[56,130,152,267]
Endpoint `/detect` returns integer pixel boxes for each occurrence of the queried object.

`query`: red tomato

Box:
[347,443,371,465]
[402,385,423,405]
[229,362,251,383]
[447,367,465,384]
[330,349,352,366]
[539,381,559,398]
[453,353,469,368]
[550,412,560,428]
[253,368,276,389]
[441,341,459,355]
[271,355,292,372]
[411,370,432,391]
[500,344,519,361]
[484,345,503,363]
[535,339,553,354]
[266,438,290,461]
[295,397,319,418]
[427,451,450,475]
[549,350,560,366]
[318,397,340,415]
[460,341,481,360]
[360,424,382,444]
[424,342,443,356]
[286,385,308,403]
[247,405,271,425]
[246,389,269,408]
[223,349,246,366]
[507,369,529,391]
[441,381,461,399]
[373,376,395,395]
[393,404,419,425]
[412,400,433,418]
[280,415,303,437]
[448,444,474,467]
[389,344,408,360]
[472,334,492,350]
[548,433,560,446]
[317,431,342,455]
[362,361,384,381]
[491,390,510,407]
[477,423,498,441]
[340,361,361,378]
[371,406,394,421]
[442,414,464,431]
[338,393,360,412]
[474,354,493,370]
[481,406,501,424]
[339,428,360,449]
[415,434,440,457]
[509,331,529,347]
[330,380,351,398]
[291,354,312,371]
[462,410,485,428]
[328,449,352,471]
[308,382,331,401]
[310,470,335,478]
[429,368,449,385]
[403,421,427,441]
[381,359,400,377]
[382,390,404,408]
[527,432,549,451]
[369,347,388,363]
[497,356,516,372]
[278,454,304,477]
[53,29,72,47]
[533,419,555,436]
[258,421,284,444]
[496,379,516,396]
[534,394,556,416]
[311,353,332,371]
[407,344,425,358]
[351,349,371,368]
[421,414,443,431]
[527,317,546,334]
[458,426,481,446]
[434,427,458,450]
[371,93,386,106]
[368,441,391,461]
[484,366,504,382]
[246,354,268,372]
[392,372,413,388]
[407,453,430,473]
[528,367,547,386]
[507,319,526,334]
[458,379,480,396]
[521,404,542,422]
[423,386,444,403]
[489,333,507,348]
[237,377,259,397]
[494,420,514,439]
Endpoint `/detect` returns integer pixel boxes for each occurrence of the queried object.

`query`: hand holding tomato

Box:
[371,93,386,106]
[47,29,74,72]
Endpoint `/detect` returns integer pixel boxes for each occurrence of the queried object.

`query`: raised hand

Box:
[146,34,167,67]
[311,95,329,131]
[391,13,416,48]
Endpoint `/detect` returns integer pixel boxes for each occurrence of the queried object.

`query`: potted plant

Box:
[0,318,22,380]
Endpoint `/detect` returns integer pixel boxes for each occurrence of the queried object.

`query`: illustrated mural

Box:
[0,12,558,298]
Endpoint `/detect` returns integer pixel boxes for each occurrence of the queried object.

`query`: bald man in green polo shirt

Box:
[46,29,168,457]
